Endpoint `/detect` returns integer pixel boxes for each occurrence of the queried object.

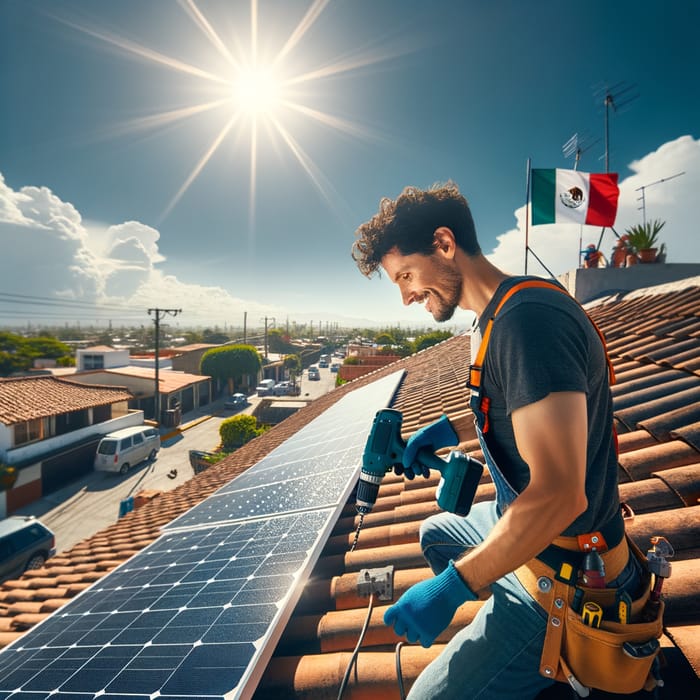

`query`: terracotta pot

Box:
[638,248,658,263]
[625,253,638,266]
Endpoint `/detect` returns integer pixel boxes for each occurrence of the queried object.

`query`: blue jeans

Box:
[407,502,643,700]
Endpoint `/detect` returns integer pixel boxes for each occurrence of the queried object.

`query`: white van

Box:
[256,378,276,396]
[94,425,161,475]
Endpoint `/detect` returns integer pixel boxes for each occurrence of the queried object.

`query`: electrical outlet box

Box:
[357,565,394,601]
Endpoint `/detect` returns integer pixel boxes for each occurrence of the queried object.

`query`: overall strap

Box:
[468,279,615,392]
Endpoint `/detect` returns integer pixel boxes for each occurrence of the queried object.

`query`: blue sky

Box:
[1,0,698,331]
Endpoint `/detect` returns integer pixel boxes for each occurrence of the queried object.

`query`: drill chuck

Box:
[356,471,384,514]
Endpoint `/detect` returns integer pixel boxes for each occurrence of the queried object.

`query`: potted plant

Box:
[625,219,666,263]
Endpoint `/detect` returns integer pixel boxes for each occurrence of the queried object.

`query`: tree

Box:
[414,330,452,353]
[219,414,264,448]
[0,332,73,377]
[183,330,204,344]
[267,329,288,353]
[202,328,230,344]
[200,345,261,393]
[26,336,73,359]
[375,332,396,346]
[283,354,302,384]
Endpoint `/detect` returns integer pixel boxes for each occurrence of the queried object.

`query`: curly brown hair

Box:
[352,181,481,277]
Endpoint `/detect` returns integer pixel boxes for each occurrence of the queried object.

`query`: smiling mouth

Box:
[414,291,429,305]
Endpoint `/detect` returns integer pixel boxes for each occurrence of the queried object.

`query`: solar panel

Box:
[164,369,404,530]
[0,370,405,699]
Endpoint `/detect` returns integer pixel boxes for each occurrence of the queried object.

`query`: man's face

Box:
[381,247,462,322]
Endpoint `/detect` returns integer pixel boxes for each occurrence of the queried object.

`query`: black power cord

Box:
[337,592,375,700]
[395,641,407,700]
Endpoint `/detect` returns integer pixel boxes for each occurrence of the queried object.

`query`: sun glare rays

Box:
[55,0,411,242]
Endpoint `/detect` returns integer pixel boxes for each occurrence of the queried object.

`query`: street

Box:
[14,364,339,553]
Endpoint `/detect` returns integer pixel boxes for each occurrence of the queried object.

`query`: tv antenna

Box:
[635,172,685,226]
[562,131,600,170]
[593,81,639,172]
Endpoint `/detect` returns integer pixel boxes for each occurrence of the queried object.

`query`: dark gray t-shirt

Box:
[478,277,619,535]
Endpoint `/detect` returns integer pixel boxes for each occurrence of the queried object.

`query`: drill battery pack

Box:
[436,451,484,516]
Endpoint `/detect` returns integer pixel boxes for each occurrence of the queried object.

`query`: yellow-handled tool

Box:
[581,601,603,628]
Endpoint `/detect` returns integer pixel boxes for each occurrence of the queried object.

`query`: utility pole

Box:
[260,316,275,359]
[148,307,182,424]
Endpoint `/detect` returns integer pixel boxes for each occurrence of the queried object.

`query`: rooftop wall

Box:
[559,263,700,304]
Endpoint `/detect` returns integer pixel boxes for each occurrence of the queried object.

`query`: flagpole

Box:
[525,158,531,275]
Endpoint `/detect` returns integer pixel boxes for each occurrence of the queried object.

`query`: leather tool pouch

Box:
[523,537,664,695]
[561,595,662,693]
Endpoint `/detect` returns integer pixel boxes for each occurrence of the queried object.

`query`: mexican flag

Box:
[531,169,619,226]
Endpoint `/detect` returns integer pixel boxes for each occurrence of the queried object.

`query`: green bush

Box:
[219,414,263,448]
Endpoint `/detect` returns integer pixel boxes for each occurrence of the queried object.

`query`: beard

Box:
[427,260,462,322]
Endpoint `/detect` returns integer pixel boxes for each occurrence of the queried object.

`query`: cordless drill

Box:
[356,408,483,517]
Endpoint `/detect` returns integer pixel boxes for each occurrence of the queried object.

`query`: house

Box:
[170,343,219,374]
[338,350,403,382]
[74,366,212,423]
[0,375,137,517]
[0,273,698,697]
[75,345,130,371]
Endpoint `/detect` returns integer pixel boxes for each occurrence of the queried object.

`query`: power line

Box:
[0,291,136,311]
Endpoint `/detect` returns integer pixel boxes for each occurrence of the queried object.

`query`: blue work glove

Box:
[383,560,476,648]
[399,414,458,479]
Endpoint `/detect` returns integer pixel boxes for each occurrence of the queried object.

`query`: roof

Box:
[0,278,699,698]
[0,375,133,425]
[170,343,219,352]
[77,366,210,393]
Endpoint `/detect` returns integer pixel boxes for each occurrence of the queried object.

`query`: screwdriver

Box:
[616,589,632,624]
[581,601,603,628]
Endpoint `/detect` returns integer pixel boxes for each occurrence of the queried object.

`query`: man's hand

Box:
[399,414,458,479]
[383,560,476,648]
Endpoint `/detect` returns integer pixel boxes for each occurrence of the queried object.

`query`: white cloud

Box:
[1,134,697,328]
[0,174,280,326]
[489,135,700,276]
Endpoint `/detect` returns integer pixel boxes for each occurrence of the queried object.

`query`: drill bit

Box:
[350,513,365,552]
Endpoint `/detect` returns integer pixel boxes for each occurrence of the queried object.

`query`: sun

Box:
[58,0,403,227]
[232,66,283,117]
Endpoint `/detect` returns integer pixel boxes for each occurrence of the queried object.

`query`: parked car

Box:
[0,515,56,582]
[308,366,320,380]
[272,381,291,396]
[330,362,341,373]
[272,381,301,396]
[256,378,276,396]
[94,425,161,475]
[224,393,249,409]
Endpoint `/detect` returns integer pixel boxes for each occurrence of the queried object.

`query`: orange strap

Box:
[468,280,615,390]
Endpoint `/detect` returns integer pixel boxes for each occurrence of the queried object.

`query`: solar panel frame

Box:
[0,370,405,700]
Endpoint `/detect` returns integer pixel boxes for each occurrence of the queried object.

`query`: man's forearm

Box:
[454,486,587,593]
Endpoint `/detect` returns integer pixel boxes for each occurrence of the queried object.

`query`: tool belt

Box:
[515,515,664,696]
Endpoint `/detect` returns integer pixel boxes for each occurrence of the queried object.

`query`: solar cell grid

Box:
[164,373,403,531]
[0,370,405,699]
[0,509,331,699]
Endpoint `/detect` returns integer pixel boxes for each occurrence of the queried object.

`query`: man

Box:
[352,183,644,699]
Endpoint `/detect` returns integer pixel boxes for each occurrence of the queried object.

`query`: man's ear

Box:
[433,227,457,259]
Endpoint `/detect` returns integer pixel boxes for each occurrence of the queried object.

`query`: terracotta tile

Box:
[0,279,698,698]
